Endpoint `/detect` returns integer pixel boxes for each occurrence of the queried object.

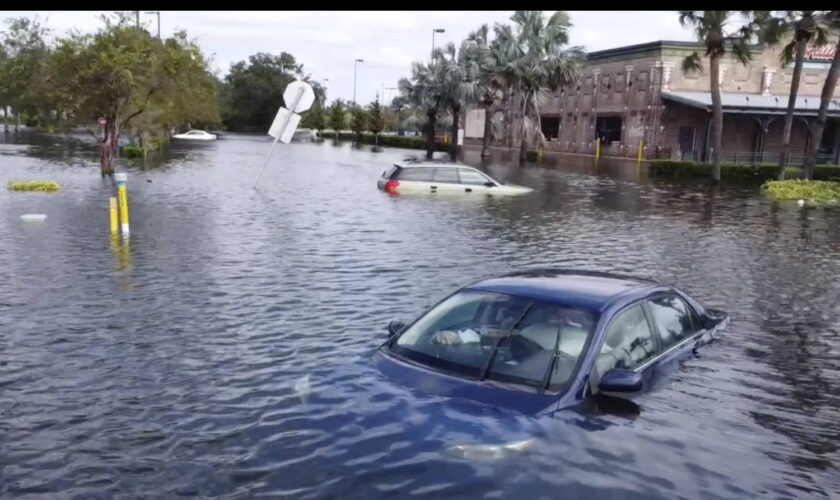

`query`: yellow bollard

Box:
[595,138,601,159]
[637,141,645,163]
[115,172,129,237]
[538,147,543,163]
[109,197,118,235]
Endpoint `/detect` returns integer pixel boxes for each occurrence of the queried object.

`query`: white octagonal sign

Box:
[283,81,315,114]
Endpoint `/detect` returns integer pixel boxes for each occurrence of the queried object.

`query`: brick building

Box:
[466,40,840,164]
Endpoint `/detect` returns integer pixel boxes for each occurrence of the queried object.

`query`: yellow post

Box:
[637,141,645,163]
[538,147,543,163]
[109,197,118,235]
[115,172,129,237]
[595,138,601,159]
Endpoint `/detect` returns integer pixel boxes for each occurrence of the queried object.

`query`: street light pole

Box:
[145,11,160,39]
[353,58,364,105]
[135,11,140,28]
[432,28,445,58]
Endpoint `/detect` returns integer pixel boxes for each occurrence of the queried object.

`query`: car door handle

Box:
[430,185,437,190]
[465,188,472,192]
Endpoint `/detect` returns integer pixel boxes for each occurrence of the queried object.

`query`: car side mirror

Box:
[483,181,495,187]
[387,320,407,337]
[598,369,642,393]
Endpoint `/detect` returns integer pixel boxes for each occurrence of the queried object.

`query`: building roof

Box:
[662,91,840,116]
[586,40,763,61]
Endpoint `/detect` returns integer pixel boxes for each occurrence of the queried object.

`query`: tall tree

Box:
[328,99,346,131]
[367,94,384,146]
[804,11,840,179]
[506,11,583,164]
[761,11,831,179]
[679,11,768,183]
[398,56,447,159]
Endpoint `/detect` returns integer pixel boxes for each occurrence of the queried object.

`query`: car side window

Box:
[433,167,460,183]
[397,168,434,182]
[595,304,657,375]
[458,168,491,186]
[646,295,695,350]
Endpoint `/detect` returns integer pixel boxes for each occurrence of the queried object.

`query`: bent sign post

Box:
[254,80,316,187]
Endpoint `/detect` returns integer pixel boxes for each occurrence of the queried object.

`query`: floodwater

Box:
[1,131,838,498]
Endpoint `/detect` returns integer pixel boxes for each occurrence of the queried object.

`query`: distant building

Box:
[465,40,840,164]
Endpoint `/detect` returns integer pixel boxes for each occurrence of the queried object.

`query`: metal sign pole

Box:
[254,86,305,188]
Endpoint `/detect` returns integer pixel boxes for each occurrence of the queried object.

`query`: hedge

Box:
[317,131,448,151]
[649,160,840,182]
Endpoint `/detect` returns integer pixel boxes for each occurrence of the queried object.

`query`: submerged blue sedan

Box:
[373,270,728,416]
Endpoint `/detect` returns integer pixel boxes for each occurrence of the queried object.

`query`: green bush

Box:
[7,180,61,192]
[122,144,145,158]
[649,160,840,182]
[317,131,447,151]
[762,179,840,203]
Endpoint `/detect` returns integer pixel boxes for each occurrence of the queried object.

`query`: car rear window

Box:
[396,168,435,182]
[382,166,399,179]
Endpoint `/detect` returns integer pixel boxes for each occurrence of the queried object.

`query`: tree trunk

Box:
[804,37,840,179]
[425,110,437,160]
[14,111,20,132]
[709,55,723,183]
[505,89,514,148]
[519,89,530,164]
[2,105,7,134]
[449,104,460,161]
[481,104,492,158]
[100,117,118,175]
[779,37,808,179]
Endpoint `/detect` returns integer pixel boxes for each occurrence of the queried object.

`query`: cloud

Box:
[2,11,695,105]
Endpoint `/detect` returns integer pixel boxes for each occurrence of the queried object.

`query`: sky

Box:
[3,11,696,105]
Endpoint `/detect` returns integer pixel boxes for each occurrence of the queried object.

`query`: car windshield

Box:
[391,290,597,391]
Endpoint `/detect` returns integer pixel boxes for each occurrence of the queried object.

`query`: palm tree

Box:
[804,11,840,179]
[437,41,482,160]
[398,56,447,159]
[761,11,830,179]
[506,11,583,164]
[679,11,768,183]
[466,23,519,159]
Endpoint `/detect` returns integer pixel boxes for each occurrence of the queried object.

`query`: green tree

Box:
[436,41,482,160]
[0,16,50,132]
[350,104,368,143]
[679,11,768,183]
[49,13,218,173]
[505,11,583,164]
[804,11,840,179]
[761,11,832,179]
[398,56,447,159]
[221,52,302,131]
[328,99,346,131]
[367,94,384,146]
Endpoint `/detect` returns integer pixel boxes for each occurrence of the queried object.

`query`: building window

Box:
[614,72,625,93]
[601,74,611,93]
[541,116,560,140]
[596,116,622,144]
[583,77,593,95]
[637,71,649,91]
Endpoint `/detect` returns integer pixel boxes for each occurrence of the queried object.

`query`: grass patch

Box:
[7,180,61,192]
[762,179,840,203]
[650,160,840,183]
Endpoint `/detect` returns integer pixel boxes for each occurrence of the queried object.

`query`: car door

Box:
[394,167,435,194]
[642,294,702,385]
[590,301,661,397]
[457,168,495,194]
[430,167,462,194]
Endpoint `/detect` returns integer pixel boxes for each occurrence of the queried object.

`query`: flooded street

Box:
[1,132,839,498]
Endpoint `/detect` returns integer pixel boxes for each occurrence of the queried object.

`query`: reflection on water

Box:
[0,131,838,498]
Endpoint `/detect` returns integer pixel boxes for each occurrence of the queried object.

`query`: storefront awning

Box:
[662,91,840,116]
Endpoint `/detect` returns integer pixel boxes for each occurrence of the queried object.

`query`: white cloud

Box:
[2,11,696,105]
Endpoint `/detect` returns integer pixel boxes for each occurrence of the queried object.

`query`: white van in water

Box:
[377,159,533,196]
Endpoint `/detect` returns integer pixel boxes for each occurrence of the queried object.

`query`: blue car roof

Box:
[466,269,659,312]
